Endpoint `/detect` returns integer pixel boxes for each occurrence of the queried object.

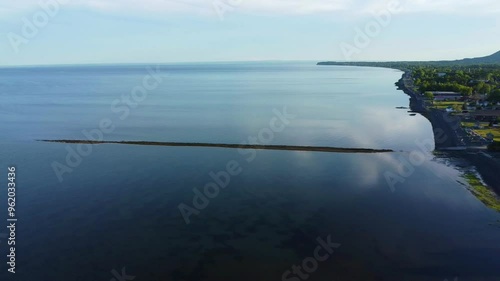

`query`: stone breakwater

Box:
[39,140,394,154]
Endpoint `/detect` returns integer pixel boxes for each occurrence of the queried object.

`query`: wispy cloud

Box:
[2,0,500,16]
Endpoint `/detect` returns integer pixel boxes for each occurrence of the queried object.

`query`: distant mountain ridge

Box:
[456,50,500,64]
[317,50,500,66]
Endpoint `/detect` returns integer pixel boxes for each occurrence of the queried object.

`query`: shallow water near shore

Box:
[1,62,499,280]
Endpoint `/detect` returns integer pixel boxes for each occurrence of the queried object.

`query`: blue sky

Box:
[0,0,499,66]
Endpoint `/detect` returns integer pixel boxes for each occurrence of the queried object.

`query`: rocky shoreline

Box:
[396,72,466,149]
[396,71,500,192]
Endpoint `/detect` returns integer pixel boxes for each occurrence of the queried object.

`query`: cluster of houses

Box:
[432,91,462,101]
[426,91,500,122]
[429,91,500,107]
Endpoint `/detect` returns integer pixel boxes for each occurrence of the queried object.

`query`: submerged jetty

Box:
[39,140,394,154]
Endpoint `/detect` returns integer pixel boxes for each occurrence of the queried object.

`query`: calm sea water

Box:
[0,62,499,281]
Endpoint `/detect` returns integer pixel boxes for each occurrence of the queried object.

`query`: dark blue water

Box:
[0,62,499,281]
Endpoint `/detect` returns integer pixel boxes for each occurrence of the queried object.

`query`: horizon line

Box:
[0,59,475,68]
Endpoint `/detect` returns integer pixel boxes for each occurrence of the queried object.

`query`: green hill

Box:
[457,50,500,64]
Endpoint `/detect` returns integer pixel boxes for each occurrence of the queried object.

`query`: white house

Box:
[477,101,489,107]
[466,105,476,111]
